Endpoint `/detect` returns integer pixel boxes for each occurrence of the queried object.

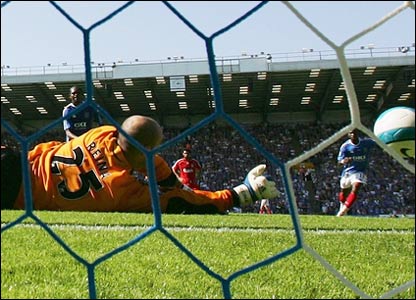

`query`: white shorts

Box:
[260,199,270,207]
[340,171,367,189]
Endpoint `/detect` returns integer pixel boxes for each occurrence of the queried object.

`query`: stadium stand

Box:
[2,48,415,217]
[1,47,414,128]
[2,121,414,217]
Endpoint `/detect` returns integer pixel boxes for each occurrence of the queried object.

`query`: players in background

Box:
[172,148,202,190]
[259,198,272,214]
[63,86,102,141]
[1,115,279,214]
[336,129,377,217]
[299,164,319,213]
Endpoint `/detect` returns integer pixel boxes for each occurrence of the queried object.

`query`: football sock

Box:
[345,192,357,208]
[338,192,346,203]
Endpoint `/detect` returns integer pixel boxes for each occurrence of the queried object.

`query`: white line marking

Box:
[2,222,414,235]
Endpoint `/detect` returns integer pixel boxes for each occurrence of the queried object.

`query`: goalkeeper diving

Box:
[1,115,279,214]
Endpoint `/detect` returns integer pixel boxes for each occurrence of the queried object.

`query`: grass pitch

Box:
[1,211,415,299]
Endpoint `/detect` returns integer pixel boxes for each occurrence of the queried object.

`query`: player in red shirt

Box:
[1,115,279,214]
[172,149,202,190]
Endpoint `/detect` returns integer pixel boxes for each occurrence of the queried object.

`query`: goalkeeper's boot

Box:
[232,164,279,207]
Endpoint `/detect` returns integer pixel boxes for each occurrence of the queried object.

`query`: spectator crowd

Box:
[2,120,414,216]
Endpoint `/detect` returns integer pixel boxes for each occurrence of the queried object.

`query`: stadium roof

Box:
[1,51,415,126]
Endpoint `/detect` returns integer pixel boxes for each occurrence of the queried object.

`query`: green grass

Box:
[1,211,415,299]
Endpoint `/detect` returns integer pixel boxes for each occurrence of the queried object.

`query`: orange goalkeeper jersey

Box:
[14,125,233,213]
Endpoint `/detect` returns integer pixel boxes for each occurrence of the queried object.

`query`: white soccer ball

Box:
[373,106,415,160]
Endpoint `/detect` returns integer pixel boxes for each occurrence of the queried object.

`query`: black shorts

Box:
[1,146,22,209]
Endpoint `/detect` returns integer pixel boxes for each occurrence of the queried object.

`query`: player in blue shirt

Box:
[63,86,102,141]
[336,129,377,216]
